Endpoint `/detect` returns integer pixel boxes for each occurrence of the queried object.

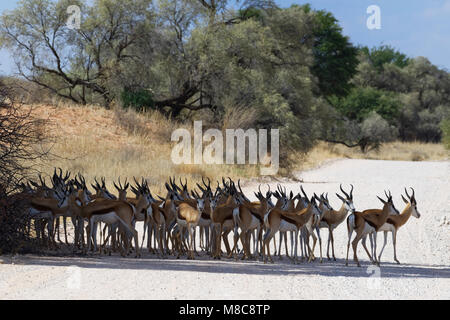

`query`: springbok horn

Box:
[405,187,410,200]
[340,184,350,199]
[300,185,308,199]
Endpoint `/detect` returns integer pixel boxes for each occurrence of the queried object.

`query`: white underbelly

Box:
[377,223,395,232]
[362,222,376,236]
[91,212,119,225]
[248,215,260,230]
[279,219,297,232]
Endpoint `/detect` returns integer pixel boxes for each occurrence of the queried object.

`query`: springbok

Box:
[359,190,400,264]
[345,193,399,267]
[375,188,421,264]
[263,195,320,264]
[319,184,355,261]
[175,191,206,259]
[58,184,140,257]
[230,186,270,260]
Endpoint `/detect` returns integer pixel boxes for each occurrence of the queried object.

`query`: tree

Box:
[307,6,359,97]
[0,0,154,106]
[360,45,410,70]
[329,87,401,123]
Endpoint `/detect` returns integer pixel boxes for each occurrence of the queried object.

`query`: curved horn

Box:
[340,184,350,199]
[202,176,208,188]
[300,185,308,199]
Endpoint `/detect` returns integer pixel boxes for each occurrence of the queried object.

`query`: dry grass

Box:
[29,102,260,194]
[292,141,449,172]
[25,102,448,195]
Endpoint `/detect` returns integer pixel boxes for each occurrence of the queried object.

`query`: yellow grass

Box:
[30,102,260,194]
[292,141,449,172]
[27,102,448,194]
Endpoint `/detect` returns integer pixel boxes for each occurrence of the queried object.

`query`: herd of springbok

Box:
[22,169,421,267]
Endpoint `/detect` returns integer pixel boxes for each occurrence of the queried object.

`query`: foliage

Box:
[0,0,449,154]
[121,88,155,111]
[329,87,401,123]
[308,7,359,97]
[361,111,398,143]
[360,45,410,70]
[440,117,450,149]
[0,80,48,253]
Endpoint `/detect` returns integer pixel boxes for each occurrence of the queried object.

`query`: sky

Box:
[0,0,449,75]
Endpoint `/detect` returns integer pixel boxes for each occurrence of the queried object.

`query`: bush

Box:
[0,81,48,253]
[361,111,398,141]
[0,193,39,254]
[121,88,155,112]
[441,118,450,149]
[330,87,401,123]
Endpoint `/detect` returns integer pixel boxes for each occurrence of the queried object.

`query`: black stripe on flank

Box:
[31,203,53,212]
[249,209,263,223]
[280,214,298,226]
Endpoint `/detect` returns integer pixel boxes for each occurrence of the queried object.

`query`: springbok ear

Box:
[377,196,386,204]
[401,194,409,204]
[336,193,345,202]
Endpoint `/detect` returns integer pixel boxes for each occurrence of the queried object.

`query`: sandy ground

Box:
[0,159,449,300]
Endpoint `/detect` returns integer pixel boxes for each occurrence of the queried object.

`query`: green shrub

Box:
[330,87,401,123]
[121,88,154,112]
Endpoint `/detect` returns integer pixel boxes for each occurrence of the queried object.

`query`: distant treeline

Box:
[0,0,449,154]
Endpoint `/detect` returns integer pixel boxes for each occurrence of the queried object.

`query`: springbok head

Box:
[113,177,129,201]
[336,184,355,213]
[377,190,400,215]
[402,187,421,218]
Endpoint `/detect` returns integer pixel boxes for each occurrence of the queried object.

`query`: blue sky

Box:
[0,0,449,74]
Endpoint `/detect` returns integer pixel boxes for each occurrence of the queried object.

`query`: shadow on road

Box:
[4,253,449,279]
